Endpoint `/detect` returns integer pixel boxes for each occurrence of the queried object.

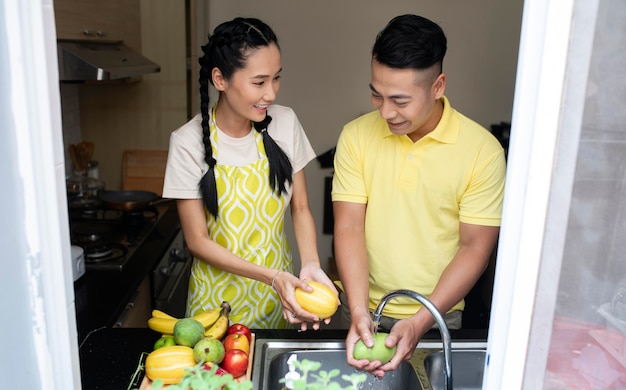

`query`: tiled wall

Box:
[558,0,626,319]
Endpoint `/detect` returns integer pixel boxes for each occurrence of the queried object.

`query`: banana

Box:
[147,317,177,335]
[148,301,231,337]
[204,301,231,340]
[152,309,178,320]
[192,304,223,329]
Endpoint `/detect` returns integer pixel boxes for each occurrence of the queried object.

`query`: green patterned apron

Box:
[186,107,292,329]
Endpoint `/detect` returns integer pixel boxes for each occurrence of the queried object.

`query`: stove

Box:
[69,204,168,271]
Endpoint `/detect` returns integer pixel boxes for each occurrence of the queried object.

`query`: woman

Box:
[163,17,336,330]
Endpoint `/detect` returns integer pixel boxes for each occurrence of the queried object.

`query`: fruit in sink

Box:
[174,318,205,347]
[145,345,196,384]
[193,337,226,364]
[294,281,339,319]
[220,349,249,378]
[353,332,397,364]
[223,333,250,355]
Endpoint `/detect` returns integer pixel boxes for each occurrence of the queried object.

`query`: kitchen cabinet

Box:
[54,0,140,49]
[113,275,152,328]
[71,1,187,191]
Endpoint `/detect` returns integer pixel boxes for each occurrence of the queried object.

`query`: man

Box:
[332,14,506,377]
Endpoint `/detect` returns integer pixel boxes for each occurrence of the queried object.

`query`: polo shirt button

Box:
[408,154,413,160]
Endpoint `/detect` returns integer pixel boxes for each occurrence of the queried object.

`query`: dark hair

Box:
[198,17,293,219]
[372,14,447,73]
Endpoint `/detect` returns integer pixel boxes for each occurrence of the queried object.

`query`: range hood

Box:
[57,40,161,81]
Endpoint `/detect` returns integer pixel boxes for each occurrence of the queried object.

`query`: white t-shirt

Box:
[163,104,316,200]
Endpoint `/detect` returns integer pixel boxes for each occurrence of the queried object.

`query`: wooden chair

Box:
[122,149,168,196]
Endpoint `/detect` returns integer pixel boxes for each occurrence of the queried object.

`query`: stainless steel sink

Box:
[251,339,422,389]
[250,338,488,390]
[424,349,486,390]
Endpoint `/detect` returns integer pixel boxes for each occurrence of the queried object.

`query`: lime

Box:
[173,318,205,347]
[153,335,176,350]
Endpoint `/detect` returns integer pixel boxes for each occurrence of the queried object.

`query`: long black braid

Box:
[198,17,293,219]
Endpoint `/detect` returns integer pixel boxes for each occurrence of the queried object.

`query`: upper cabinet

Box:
[54,0,141,49]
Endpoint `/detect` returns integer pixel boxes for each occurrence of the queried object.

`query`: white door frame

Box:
[484,0,600,388]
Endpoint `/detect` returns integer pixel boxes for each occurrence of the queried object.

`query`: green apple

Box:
[193,337,225,364]
[153,335,176,350]
[353,332,397,364]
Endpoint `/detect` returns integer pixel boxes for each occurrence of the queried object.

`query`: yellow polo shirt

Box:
[332,96,506,317]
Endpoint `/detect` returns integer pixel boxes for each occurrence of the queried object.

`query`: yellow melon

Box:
[295,281,339,319]
[145,345,196,384]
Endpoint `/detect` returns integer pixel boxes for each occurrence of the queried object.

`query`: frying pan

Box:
[98,190,172,212]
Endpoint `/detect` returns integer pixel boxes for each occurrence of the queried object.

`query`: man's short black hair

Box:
[372,14,447,72]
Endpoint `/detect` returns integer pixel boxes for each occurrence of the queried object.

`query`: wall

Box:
[204,0,524,269]
[75,0,187,190]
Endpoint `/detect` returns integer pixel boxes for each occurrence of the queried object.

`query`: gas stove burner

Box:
[68,203,171,271]
[120,208,159,226]
[83,243,128,263]
[73,224,113,243]
[69,198,101,210]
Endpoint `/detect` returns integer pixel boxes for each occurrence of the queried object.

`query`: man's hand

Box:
[375,318,423,376]
[345,312,385,375]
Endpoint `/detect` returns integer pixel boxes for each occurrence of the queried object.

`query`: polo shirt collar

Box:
[378,96,459,144]
[426,96,459,144]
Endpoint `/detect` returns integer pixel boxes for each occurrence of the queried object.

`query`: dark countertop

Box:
[79,327,488,389]
[74,202,181,344]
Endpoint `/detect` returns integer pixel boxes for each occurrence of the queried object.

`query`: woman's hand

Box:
[271,270,318,329]
[298,265,339,330]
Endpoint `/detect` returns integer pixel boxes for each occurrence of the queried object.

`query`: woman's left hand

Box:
[297,265,340,330]
[272,270,319,329]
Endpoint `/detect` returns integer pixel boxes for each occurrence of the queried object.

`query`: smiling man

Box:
[332,14,507,377]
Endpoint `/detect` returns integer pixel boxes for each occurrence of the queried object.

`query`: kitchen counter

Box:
[73,202,181,344]
[78,326,488,389]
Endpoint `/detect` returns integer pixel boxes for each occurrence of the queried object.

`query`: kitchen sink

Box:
[251,338,487,390]
[252,339,421,389]
[424,349,486,390]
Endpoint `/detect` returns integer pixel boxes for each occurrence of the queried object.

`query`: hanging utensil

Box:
[69,141,96,173]
[69,144,81,172]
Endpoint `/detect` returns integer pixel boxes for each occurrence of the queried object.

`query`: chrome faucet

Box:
[373,289,453,390]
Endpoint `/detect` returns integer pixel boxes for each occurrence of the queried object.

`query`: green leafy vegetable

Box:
[150,362,252,390]
[279,359,367,390]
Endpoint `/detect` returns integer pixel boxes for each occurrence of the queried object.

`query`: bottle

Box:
[87,160,99,179]
[282,354,300,390]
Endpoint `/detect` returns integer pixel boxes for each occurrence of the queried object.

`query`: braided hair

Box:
[198,17,293,219]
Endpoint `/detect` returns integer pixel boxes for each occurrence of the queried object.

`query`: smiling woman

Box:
[162,16,336,331]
